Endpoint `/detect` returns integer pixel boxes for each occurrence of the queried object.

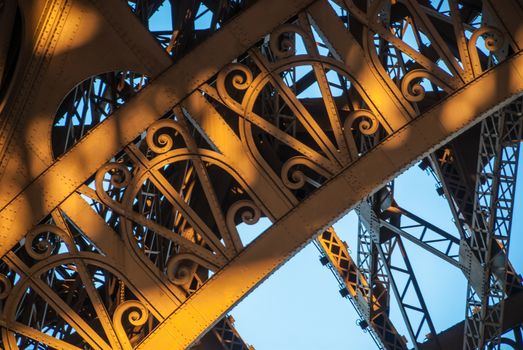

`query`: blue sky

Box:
[231,156,523,349]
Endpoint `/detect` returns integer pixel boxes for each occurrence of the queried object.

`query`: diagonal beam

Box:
[419,291,523,350]
[0,0,318,257]
[316,228,407,350]
[63,192,254,350]
[135,49,523,350]
[381,205,461,268]
[60,192,185,318]
[309,0,415,131]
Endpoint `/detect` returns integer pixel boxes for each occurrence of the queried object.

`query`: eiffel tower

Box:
[1,0,523,349]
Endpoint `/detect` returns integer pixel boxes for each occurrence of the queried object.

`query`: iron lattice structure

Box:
[0,0,523,349]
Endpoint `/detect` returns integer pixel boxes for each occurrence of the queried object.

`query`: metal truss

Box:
[192,315,253,350]
[462,99,523,349]
[380,205,460,268]
[1,0,523,350]
[314,100,523,350]
[355,189,439,350]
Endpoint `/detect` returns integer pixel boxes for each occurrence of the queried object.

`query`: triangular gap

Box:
[287,62,345,152]
[38,263,110,345]
[404,305,428,342]
[436,58,453,78]
[432,57,457,87]
[59,212,105,255]
[464,12,483,39]
[14,286,107,348]
[387,247,410,289]
[388,246,425,319]
[385,243,431,345]
[294,32,308,56]
[236,218,272,247]
[402,23,421,52]
[86,264,160,347]
[145,2,173,48]
[194,3,213,30]
[387,287,411,344]
[397,212,459,258]
[327,0,348,29]
[157,158,223,245]
[324,68,350,97]
[250,80,331,160]
[310,24,332,56]
[230,242,377,348]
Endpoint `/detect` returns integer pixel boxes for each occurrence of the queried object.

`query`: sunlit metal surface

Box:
[1,0,523,349]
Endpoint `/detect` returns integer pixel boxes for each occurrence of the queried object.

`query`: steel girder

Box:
[2,0,523,349]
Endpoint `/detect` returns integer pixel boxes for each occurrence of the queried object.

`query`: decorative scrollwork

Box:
[469,26,506,76]
[145,119,193,154]
[281,156,332,190]
[344,109,380,136]
[216,63,254,108]
[113,300,149,348]
[469,26,505,53]
[0,274,12,299]
[24,224,68,260]
[226,200,261,229]
[269,24,312,59]
[400,69,452,102]
[95,162,131,201]
[166,253,218,286]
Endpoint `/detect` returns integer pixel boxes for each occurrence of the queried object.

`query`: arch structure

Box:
[0,0,523,349]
